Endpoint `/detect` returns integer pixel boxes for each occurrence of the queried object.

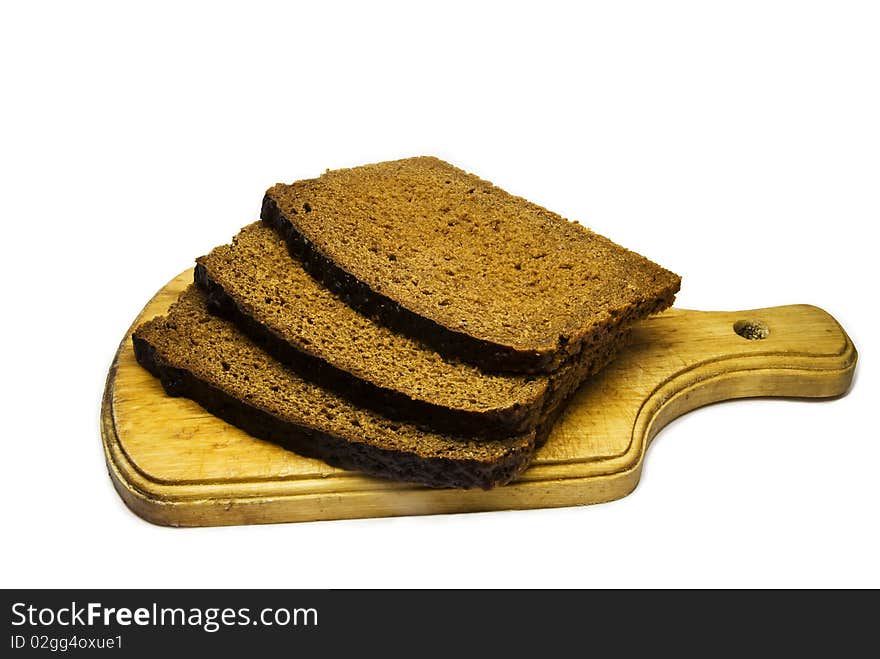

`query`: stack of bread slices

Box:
[133,157,681,489]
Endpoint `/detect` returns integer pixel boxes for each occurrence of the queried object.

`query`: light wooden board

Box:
[101,270,857,527]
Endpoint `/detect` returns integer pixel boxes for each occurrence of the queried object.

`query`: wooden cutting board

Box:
[101,270,857,527]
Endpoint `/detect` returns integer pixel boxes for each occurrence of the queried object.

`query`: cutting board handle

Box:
[619,304,858,453]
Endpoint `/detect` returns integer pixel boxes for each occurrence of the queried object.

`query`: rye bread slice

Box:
[133,287,628,489]
[195,222,635,437]
[262,156,681,373]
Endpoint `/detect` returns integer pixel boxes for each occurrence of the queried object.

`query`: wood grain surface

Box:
[101,270,857,526]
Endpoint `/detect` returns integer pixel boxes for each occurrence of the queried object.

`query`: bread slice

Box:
[195,222,633,437]
[133,286,628,489]
[262,156,681,373]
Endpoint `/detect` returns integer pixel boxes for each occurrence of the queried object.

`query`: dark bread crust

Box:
[262,157,681,374]
[133,334,530,489]
[194,261,538,437]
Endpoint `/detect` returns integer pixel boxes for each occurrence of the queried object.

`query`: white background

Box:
[1,1,877,588]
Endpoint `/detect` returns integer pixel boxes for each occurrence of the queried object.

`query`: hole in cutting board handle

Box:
[733,319,770,340]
